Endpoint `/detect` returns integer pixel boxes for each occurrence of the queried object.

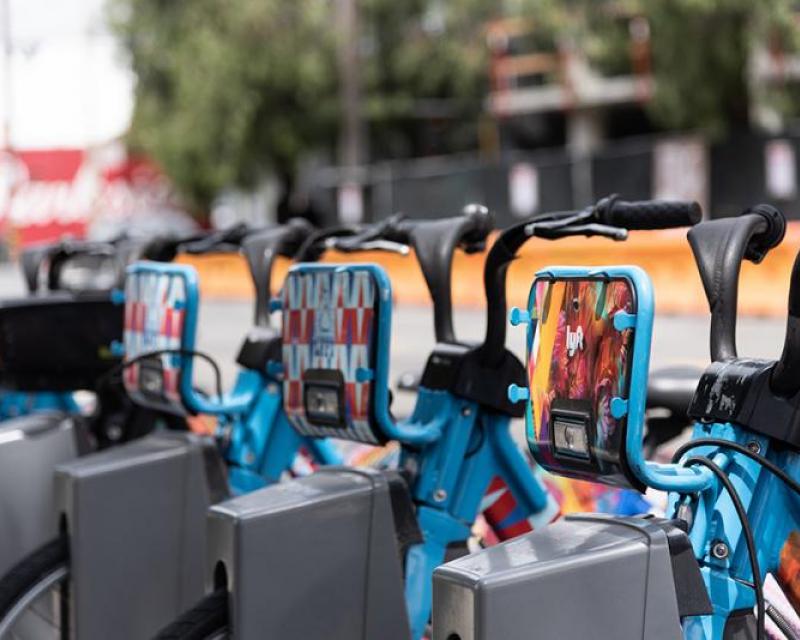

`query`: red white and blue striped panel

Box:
[123,268,187,412]
[282,268,380,444]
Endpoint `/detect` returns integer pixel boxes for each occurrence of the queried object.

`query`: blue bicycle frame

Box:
[0,390,79,420]
[399,394,559,639]
[121,261,341,496]
[518,257,800,640]
[672,424,793,640]
[216,368,341,494]
[280,260,559,640]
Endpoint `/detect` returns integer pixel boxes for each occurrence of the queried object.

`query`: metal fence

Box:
[307,132,800,226]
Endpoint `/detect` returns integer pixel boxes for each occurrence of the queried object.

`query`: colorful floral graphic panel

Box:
[527,277,637,488]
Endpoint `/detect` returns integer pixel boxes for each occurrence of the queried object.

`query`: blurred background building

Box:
[3,0,800,249]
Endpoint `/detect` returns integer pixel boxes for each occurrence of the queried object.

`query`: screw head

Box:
[747,440,762,455]
[711,540,729,560]
[106,424,123,442]
[433,489,447,502]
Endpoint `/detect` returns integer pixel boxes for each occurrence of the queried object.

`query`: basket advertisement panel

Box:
[526,275,639,489]
[282,265,387,445]
[123,263,197,415]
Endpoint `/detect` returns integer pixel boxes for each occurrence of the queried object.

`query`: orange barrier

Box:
[177,222,800,317]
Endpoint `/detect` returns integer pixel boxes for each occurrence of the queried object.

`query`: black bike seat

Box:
[646,366,703,416]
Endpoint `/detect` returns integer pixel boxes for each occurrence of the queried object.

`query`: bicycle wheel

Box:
[0,535,70,639]
[154,589,229,640]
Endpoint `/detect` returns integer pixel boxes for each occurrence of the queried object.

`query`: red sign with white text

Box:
[0,144,189,248]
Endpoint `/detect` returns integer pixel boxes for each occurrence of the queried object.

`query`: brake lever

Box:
[524,220,627,241]
[326,237,410,255]
[567,223,628,241]
[524,207,594,236]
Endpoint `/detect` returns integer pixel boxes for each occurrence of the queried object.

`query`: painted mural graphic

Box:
[527,277,636,487]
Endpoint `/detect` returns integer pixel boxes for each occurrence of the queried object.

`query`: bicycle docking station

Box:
[206,467,411,639]
[54,431,225,640]
[433,515,703,640]
[42,262,227,639]
[0,412,83,577]
[0,291,123,576]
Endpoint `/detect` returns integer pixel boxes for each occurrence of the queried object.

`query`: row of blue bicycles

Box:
[0,196,797,639]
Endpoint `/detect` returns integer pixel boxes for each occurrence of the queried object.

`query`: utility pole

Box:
[1,0,11,151]
[335,0,365,222]
[0,0,12,151]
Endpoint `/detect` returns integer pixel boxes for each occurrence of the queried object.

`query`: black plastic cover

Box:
[688,358,800,450]
[0,292,122,391]
[385,470,423,562]
[419,342,473,390]
[660,518,713,618]
[419,342,526,418]
[201,437,231,504]
[723,610,757,640]
[235,326,282,374]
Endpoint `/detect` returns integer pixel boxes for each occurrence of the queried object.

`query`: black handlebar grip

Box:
[597,197,702,230]
[741,204,786,263]
[459,204,494,252]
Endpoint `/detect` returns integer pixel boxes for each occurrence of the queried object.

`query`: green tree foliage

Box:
[110,0,338,212]
[361,0,495,157]
[646,0,799,136]
[110,0,496,212]
[526,0,800,137]
[112,0,800,212]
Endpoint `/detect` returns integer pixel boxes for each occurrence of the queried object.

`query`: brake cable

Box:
[97,348,224,404]
[672,437,800,638]
[672,439,800,498]
[681,455,765,640]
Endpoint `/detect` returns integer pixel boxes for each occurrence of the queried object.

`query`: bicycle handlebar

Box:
[687,205,785,362]
[139,225,253,264]
[595,195,701,230]
[410,205,493,343]
[304,205,494,344]
[21,239,129,293]
[479,196,701,367]
[139,221,318,327]
[390,203,493,254]
[240,218,315,327]
[772,248,800,396]
[326,205,492,255]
